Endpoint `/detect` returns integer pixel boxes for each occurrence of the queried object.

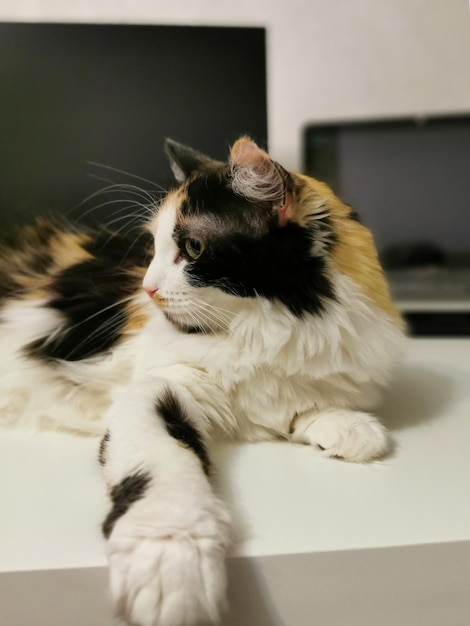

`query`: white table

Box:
[1,339,469,626]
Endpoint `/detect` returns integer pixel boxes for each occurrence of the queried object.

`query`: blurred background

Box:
[0,0,469,334]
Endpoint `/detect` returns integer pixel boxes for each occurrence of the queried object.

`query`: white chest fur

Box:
[139,274,404,442]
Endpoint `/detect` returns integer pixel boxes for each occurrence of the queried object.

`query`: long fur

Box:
[0,137,405,626]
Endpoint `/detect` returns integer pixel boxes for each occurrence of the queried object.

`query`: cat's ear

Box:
[229,137,293,227]
[164,138,222,183]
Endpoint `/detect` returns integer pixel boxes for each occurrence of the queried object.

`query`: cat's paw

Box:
[106,494,231,626]
[292,409,390,462]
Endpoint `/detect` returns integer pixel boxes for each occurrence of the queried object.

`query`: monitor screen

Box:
[0,22,267,233]
[304,116,470,261]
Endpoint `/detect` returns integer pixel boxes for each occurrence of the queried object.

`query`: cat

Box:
[0,137,405,626]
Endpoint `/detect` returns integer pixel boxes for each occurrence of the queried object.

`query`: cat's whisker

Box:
[98,212,147,233]
[101,218,146,244]
[92,181,161,206]
[51,295,138,337]
[183,307,212,335]
[189,297,235,321]
[66,183,122,214]
[114,203,158,223]
[189,302,232,328]
[185,290,236,317]
[63,310,131,360]
[76,198,146,222]
[186,301,229,332]
[103,210,148,229]
[121,230,152,263]
[224,283,241,299]
[67,186,160,233]
[183,311,206,335]
[167,299,213,334]
[67,181,159,218]
[191,303,238,328]
[93,190,157,214]
[85,173,117,188]
[86,161,167,193]
[162,291,235,331]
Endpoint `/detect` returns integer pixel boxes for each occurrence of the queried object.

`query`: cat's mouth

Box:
[143,286,168,308]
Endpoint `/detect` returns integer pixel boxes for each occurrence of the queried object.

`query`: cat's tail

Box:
[99,380,231,626]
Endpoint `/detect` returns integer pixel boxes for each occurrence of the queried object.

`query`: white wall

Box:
[2,0,470,169]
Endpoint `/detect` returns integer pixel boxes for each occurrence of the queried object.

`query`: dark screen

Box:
[305,117,470,256]
[0,22,267,231]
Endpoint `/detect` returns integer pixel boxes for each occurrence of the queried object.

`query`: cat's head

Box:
[143,137,395,333]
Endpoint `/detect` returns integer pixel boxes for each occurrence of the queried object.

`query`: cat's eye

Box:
[185,238,205,260]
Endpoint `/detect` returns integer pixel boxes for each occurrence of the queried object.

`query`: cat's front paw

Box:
[106,494,231,626]
[292,409,391,462]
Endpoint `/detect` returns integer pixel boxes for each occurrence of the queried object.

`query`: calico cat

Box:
[0,137,405,626]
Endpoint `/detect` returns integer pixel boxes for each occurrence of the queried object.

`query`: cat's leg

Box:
[99,379,231,626]
[290,409,390,462]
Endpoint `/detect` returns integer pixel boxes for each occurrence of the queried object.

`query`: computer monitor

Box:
[0,22,267,231]
[304,116,470,258]
[304,116,470,335]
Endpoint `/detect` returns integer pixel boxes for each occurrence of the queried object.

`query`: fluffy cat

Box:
[0,137,405,626]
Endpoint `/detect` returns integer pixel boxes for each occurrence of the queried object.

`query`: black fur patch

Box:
[185,225,334,317]
[0,271,20,302]
[98,430,110,466]
[184,170,270,232]
[156,389,210,475]
[26,230,152,362]
[83,230,153,267]
[312,212,337,249]
[178,172,335,317]
[102,471,152,539]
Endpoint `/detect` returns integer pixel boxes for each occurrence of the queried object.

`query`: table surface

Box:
[1,339,469,573]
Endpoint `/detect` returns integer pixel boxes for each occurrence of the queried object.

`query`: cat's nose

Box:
[144,286,158,299]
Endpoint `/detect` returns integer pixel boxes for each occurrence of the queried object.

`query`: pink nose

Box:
[144,287,158,299]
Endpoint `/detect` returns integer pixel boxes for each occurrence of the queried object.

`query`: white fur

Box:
[107,486,230,626]
[103,381,231,626]
[0,298,142,435]
[231,160,284,206]
[0,204,403,444]
[0,194,405,626]
[143,200,179,296]
[291,409,390,462]
[133,268,403,444]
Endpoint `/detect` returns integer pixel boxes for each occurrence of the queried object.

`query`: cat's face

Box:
[143,137,336,333]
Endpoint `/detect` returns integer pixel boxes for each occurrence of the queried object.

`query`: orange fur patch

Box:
[292,174,404,328]
[1,222,94,301]
[124,303,150,333]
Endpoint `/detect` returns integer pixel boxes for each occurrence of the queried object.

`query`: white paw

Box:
[106,495,231,626]
[292,409,391,462]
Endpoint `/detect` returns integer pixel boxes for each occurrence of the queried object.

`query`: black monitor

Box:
[0,22,267,231]
[304,115,470,260]
[305,116,470,335]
